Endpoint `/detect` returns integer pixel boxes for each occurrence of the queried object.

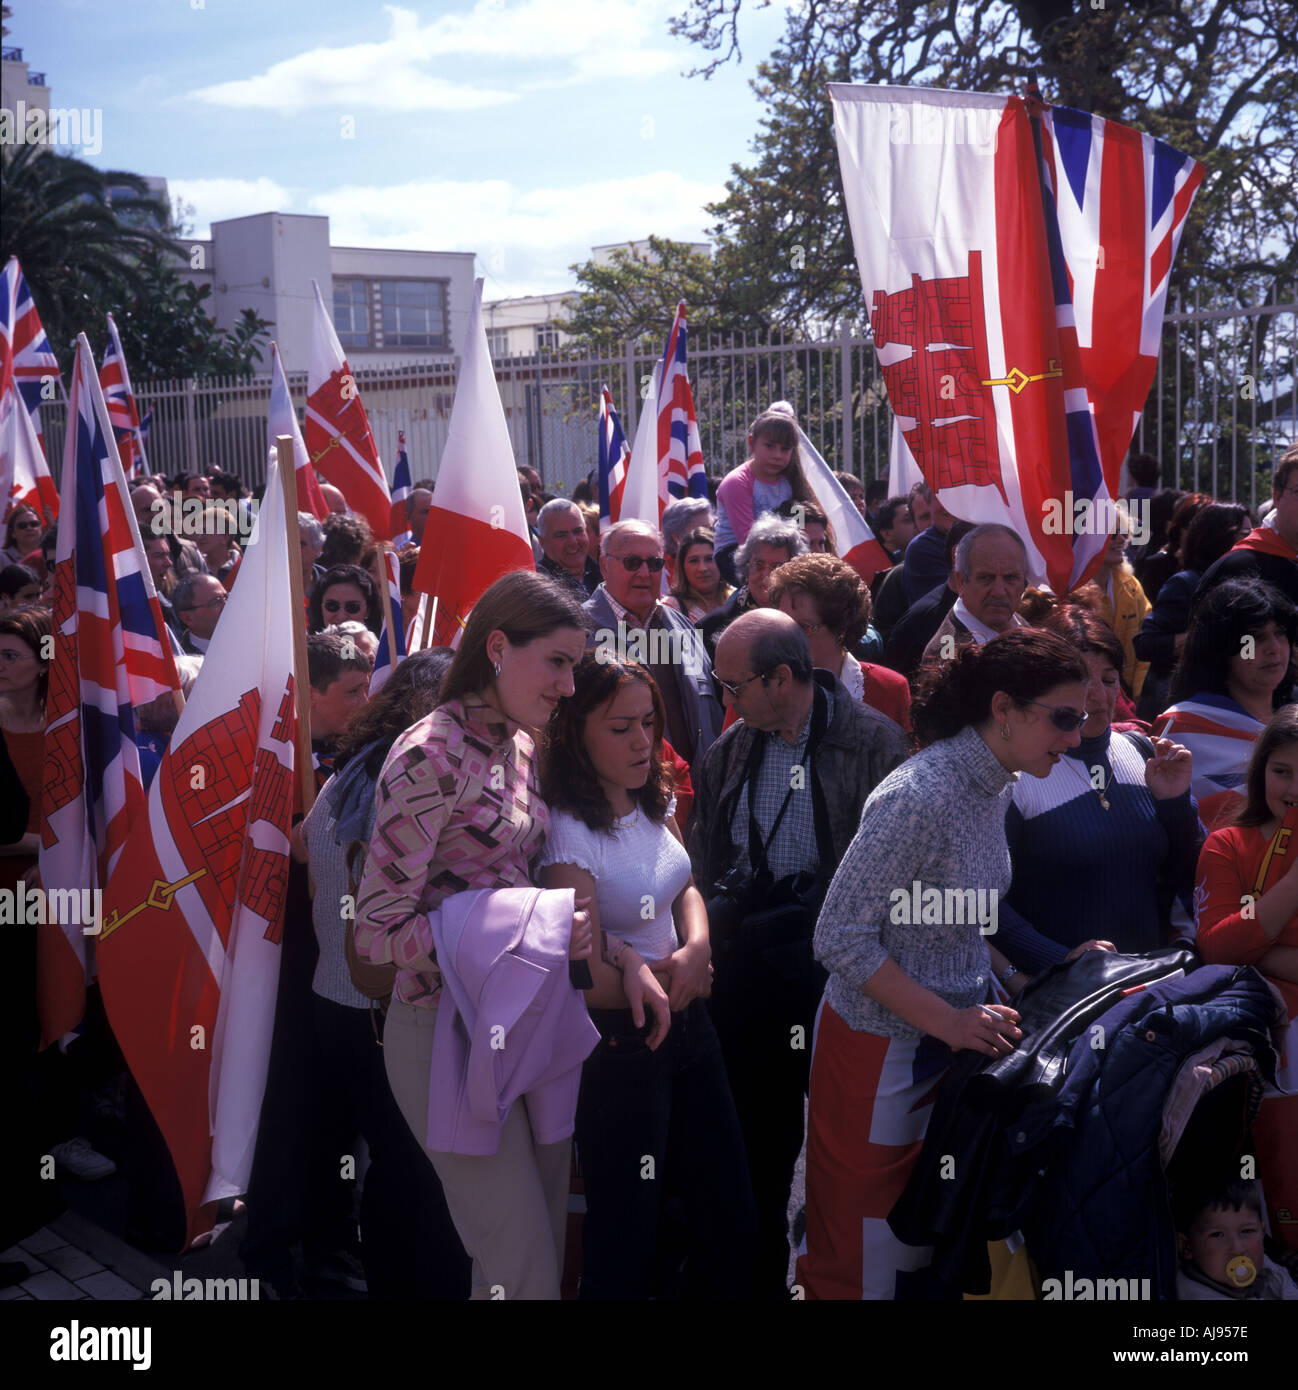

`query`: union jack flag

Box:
[831,86,1204,595]
[598,384,631,531]
[369,548,406,695]
[656,301,709,507]
[1038,104,1204,584]
[390,429,413,546]
[99,312,150,481]
[38,335,181,1047]
[0,256,61,448]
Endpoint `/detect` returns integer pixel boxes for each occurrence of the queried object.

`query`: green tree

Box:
[108,245,270,381]
[0,145,270,380]
[669,0,1297,335]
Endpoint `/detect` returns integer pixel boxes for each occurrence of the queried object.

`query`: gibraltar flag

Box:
[98,446,297,1247]
[268,341,329,521]
[411,279,533,645]
[0,383,58,526]
[305,282,392,540]
[831,85,1203,593]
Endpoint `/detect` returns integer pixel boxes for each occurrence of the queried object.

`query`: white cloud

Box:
[186,0,680,112]
[168,177,294,235]
[307,169,723,296]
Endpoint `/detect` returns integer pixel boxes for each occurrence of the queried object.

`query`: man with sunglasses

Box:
[584,519,723,773]
[172,573,228,655]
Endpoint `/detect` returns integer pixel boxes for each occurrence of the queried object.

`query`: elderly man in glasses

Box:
[171,573,228,655]
[583,518,723,772]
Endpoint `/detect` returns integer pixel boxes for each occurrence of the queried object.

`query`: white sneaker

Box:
[49,1137,118,1181]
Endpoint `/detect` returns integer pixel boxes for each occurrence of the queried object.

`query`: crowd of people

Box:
[2,418,1296,1303]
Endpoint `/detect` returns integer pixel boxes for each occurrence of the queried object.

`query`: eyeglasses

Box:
[181,595,226,613]
[323,598,365,615]
[609,554,665,574]
[715,669,770,698]
[1024,699,1088,733]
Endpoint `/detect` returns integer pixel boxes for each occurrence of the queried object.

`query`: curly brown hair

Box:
[540,652,673,832]
[767,552,870,649]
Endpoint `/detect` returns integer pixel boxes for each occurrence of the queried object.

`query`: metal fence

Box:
[34,288,1295,510]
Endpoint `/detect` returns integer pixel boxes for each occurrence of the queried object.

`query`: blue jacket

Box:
[1023,965,1282,1298]
[583,586,723,772]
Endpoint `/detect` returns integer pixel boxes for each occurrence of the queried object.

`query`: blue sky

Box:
[15,0,793,297]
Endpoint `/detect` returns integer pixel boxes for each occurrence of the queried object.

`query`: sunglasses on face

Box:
[1025,699,1088,733]
[14,518,41,530]
[323,598,365,615]
[610,554,664,573]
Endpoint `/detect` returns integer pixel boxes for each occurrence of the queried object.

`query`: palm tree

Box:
[0,143,174,370]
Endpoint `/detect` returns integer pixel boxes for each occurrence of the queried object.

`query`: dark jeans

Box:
[311,996,470,1300]
[707,940,824,1299]
[576,1001,755,1300]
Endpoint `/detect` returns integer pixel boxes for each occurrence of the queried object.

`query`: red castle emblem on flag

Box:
[871,251,1012,505]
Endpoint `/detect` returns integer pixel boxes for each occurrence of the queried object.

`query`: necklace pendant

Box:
[1098,793,1111,811]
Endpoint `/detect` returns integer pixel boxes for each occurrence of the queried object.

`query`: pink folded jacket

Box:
[428,886,600,1155]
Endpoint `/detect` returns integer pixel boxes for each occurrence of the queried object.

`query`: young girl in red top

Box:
[1195,705,1298,1250]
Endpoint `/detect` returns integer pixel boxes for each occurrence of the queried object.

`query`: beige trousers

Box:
[383,998,571,1300]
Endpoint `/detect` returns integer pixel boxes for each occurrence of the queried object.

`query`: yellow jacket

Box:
[1096,565,1151,698]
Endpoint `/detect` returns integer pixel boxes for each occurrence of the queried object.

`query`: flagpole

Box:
[276,435,316,815]
[376,542,397,661]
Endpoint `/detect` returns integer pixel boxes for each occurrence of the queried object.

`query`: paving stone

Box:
[18,1226,68,1255]
[19,1268,86,1300]
[1,1247,47,1275]
[41,1244,106,1280]
[48,1213,170,1293]
[74,1270,146,1301]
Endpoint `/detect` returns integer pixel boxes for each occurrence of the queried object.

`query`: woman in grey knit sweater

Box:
[796,629,1089,1300]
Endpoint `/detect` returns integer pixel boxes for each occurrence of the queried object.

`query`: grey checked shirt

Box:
[729,687,834,881]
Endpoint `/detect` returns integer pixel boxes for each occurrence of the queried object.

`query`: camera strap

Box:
[745,681,830,884]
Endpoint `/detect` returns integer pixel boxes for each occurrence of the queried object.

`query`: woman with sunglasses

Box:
[355,571,595,1301]
[796,629,1088,1300]
[307,563,382,636]
[995,601,1199,974]
[2,506,44,566]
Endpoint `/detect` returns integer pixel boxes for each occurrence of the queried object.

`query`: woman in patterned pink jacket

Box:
[355,570,595,1300]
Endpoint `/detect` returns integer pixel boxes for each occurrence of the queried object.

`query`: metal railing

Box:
[33,288,1295,509]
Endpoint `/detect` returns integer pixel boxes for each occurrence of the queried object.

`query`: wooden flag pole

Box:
[420,593,437,652]
[277,435,316,815]
[376,544,397,662]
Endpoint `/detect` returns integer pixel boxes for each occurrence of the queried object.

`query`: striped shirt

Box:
[354,695,549,1007]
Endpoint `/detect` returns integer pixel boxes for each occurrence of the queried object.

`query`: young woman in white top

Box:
[539,652,756,1298]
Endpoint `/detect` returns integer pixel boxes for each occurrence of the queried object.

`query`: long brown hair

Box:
[748,410,813,504]
[1236,704,1298,828]
[541,652,673,832]
[670,527,725,607]
[438,570,589,709]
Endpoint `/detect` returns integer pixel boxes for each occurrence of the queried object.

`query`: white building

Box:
[482,292,577,359]
[173,212,477,373]
[1,4,49,123]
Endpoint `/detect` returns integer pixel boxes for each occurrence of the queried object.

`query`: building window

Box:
[535,325,560,352]
[333,280,370,349]
[486,328,510,359]
[378,279,447,348]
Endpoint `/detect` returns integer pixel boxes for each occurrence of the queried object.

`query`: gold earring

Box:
[1000,724,1011,741]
